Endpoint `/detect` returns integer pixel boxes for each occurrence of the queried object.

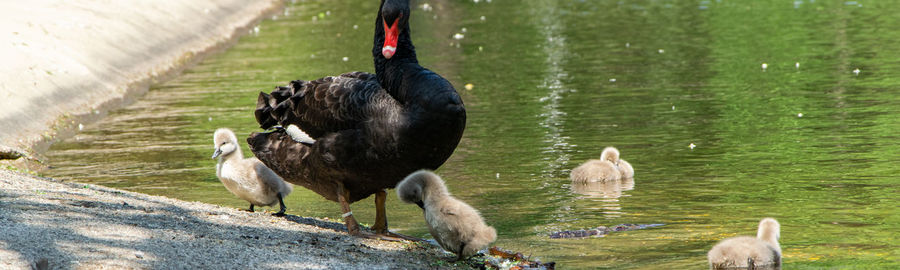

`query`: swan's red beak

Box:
[382,16,400,59]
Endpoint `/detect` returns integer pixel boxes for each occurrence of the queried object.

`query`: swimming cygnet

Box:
[571,147,630,182]
[708,218,782,270]
[601,146,634,179]
[212,128,293,216]
[396,170,497,261]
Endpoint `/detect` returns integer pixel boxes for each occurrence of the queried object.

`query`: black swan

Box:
[247,0,466,239]
[396,170,496,261]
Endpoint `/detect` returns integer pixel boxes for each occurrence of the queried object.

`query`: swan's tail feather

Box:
[255,83,306,130]
[247,130,313,184]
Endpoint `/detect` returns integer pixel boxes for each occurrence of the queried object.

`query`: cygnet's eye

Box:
[221,142,227,146]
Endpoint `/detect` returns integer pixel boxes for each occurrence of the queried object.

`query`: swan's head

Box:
[379,0,410,59]
[757,217,780,243]
[600,147,620,163]
[396,170,448,209]
[212,128,239,159]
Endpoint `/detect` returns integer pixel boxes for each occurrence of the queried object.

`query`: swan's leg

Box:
[372,189,388,233]
[336,183,363,235]
[373,190,422,241]
[248,204,255,212]
[454,243,466,262]
[273,192,287,217]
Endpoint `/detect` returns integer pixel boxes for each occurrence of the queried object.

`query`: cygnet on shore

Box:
[708,218,782,270]
[213,128,293,216]
[396,170,497,261]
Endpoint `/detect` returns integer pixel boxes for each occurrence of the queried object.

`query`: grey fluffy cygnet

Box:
[571,147,634,182]
[600,146,634,179]
[610,149,634,179]
[396,170,497,261]
[708,218,782,270]
[212,128,293,216]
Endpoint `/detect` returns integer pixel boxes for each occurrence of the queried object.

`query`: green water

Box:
[44,0,899,268]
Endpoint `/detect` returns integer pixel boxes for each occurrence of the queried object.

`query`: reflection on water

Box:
[571,178,635,219]
[44,0,900,269]
[533,0,579,237]
[572,178,635,200]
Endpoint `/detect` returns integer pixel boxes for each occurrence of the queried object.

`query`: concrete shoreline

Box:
[0,1,477,269]
[0,0,280,159]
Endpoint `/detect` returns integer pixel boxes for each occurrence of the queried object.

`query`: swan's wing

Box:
[255,72,388,138]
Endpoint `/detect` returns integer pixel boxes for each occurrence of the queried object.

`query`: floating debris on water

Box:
[672,105,675,111]
[761,63,768,71]
[465,83,474,90]
[78,124,84,131]
[453,33,465,40]
[797,113,803,117]
[342,57,349,62]
[853,68,860,76]
[609,78,616,82]
[353,24,358,30]
[495,173,500,179]
[689,143,697,149]
[795,62,800,69]
[478,46,483,52]
[461,27,467,33]
[421,3,432,12]
[485,247,555,270]
[626,42,630,48]
[480,15,486,21]
[549,224,665,239]
[658,49,665,53]
[208,117,213,121]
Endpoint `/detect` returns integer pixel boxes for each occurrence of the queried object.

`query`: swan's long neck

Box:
[373,6,419,103]
[757,221,781,252]
[421,175,449,205]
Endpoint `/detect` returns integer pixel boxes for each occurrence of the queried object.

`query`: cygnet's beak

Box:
[211,148,222,159]
[415,201,424,210]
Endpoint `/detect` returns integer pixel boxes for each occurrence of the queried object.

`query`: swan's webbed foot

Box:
[377,231,423,242]
[247,204,255,212]
[370,190,422,242]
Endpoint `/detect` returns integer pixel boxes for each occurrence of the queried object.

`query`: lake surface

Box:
[44,0,899,268]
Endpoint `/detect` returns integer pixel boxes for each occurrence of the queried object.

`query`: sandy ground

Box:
[0,169,471,269]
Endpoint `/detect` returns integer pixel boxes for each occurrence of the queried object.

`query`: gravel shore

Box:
[0,169,473,269]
